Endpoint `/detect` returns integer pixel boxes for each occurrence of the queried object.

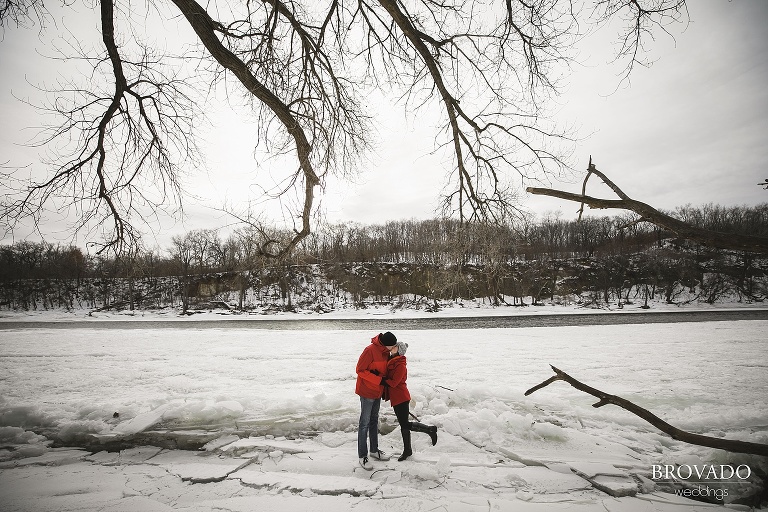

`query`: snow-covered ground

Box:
[1,304,767,511]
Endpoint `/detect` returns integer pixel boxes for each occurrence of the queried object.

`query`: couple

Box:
[355,331,438,471]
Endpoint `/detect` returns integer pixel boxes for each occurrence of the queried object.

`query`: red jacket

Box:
[383,355,411,407]
[355,334,391,399]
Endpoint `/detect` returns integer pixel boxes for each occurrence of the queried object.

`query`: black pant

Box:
[393,401,411,453]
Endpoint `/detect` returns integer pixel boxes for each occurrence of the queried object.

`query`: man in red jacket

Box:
[355,331,397,470]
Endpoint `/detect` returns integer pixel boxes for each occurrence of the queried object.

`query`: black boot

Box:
[409,422,438,446]
[399,423,412,461]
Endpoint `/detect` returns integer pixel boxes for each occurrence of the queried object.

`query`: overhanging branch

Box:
[527,159,768,254]
[170,0,319,260]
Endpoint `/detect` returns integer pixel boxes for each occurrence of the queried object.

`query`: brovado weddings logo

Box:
[651,464,752,502]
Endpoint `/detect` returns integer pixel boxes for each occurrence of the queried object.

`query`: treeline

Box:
[1,203,767,311]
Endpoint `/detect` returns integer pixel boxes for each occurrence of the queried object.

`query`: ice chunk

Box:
[202,434,240,452]
[112,405,171,435]
[235,468,380,497]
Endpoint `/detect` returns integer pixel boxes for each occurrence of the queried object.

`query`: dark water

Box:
[1,308,767,330]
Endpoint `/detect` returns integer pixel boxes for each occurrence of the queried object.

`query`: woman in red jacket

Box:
[383,341,438,461]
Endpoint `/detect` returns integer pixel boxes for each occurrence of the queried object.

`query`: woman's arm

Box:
[385,360,407,387]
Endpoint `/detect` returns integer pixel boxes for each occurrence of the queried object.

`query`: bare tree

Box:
[2,0,690,256]
[170,232,195,313]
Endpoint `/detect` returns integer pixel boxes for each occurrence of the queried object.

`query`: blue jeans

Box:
[358,397,381,458]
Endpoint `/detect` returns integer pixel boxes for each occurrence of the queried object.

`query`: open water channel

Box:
[1,308,767,330]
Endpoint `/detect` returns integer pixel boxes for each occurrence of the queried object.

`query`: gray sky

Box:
[1,0,767,251]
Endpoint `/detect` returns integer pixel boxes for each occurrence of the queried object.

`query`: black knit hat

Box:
[380,331,397,346]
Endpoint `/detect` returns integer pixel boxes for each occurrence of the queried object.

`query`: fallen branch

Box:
[525,365,768,457]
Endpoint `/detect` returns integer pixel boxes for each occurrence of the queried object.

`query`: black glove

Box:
[380,377,388,387]
[370,369,380,376]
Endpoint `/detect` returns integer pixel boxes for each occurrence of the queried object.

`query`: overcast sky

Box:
[1,0,767,251]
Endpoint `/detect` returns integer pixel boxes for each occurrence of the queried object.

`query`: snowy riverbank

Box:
[2,295,768,323]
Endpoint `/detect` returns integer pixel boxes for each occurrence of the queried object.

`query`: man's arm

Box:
[356,348,381,386]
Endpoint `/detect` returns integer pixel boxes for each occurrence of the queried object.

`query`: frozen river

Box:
[2,314,767,510]
[1,315,766,452]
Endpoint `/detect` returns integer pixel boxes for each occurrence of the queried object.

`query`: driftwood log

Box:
[525,365,768,457]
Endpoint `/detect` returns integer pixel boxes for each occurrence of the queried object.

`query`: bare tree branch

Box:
[1,0,197,255]
[358,0,579,224]
[590,0,689,84]
[170,0,323,260]
[0,0,47,28]
[527,159,768,254]
[526,365,768,457]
